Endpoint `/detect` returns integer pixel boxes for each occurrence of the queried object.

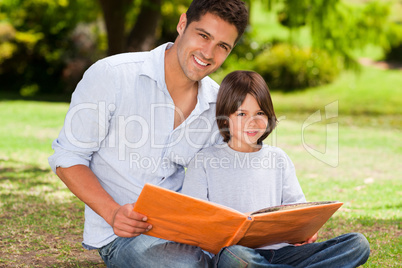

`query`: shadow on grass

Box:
[0,91,72,103]
[0,159,105,267]
[0,159,400,267]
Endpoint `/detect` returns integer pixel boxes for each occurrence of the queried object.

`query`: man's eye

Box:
[200,34,208,39]
[219,44,228,51]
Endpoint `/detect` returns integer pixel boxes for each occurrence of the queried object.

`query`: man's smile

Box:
[193,55,209,67]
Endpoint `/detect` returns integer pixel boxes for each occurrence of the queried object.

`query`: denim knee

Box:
[99,236,212,268]
[349,233,370,262]
[215,245,250,268]
[215,245,278,268]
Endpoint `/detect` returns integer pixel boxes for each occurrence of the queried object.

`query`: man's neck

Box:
[164,44,199,95]
[164,45,199,129]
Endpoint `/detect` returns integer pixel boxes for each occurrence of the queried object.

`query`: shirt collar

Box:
[140,42,218,111]
[140,42,172,91]
[196,78,218,113]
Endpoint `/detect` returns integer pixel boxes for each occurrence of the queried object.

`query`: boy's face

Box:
[175,12,238,82]
[228,94,268,152]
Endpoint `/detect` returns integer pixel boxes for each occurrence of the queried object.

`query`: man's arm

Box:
[56,165,152,237]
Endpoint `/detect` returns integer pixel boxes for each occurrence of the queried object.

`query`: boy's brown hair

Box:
[216,70,277,143]
[186,0,249,44]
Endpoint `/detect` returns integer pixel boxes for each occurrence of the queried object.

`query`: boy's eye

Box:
[237,112,246,116]
[257,112,266,116]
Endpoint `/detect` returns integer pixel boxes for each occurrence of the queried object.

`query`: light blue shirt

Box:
[49,43,222,249]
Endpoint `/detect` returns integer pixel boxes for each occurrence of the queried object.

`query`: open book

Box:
[133,183,343,254]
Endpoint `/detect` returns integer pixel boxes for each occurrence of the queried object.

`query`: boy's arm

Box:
[56,165,152,237]
[281,150,306,204]
[181,154,209,200]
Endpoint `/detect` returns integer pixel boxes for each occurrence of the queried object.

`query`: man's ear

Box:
[177,13,187,36]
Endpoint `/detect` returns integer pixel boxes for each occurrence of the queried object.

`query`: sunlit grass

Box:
[0,65,401,266]
[0,101,104,267]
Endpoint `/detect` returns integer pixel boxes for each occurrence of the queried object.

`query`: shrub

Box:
[384,23,402,63]
[253,43,341,91]
[385,43,402,62]
[0,0,99,95]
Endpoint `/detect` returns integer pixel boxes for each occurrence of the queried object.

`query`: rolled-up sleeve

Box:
[49,60,119,173]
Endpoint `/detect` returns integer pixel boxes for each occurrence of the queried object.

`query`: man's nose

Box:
[201,43,214,59]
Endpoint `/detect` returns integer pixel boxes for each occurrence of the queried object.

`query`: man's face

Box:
[175,12,239,82]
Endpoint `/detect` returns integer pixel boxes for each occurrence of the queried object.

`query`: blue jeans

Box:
[98,234,212,268]
[98,233,369,268]
[215,233,370,268]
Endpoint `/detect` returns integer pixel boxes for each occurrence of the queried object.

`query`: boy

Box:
[182,71,370,267]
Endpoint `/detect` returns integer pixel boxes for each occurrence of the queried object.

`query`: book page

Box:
[250,201,340,215]
[238,202,343,248]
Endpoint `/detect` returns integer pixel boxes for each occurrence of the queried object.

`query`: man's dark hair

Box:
[216,71,277,144]
[186,0,249,44]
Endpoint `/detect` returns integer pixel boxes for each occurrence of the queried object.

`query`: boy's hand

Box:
[111,203,152,238]
[294,232,318,246]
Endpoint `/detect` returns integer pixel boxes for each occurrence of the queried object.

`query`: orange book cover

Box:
[133,183,343,254]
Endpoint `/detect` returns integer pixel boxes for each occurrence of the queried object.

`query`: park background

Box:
[0,0,401,267]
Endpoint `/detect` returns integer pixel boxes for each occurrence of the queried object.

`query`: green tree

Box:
[263,0,397,68]
[0,0,192,95]
[98,0,191,55]
[0,0,99,94]
[2,0,397,95]
[98,0,132,55]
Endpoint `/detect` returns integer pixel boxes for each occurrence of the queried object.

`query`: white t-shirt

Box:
[182,143,306,250]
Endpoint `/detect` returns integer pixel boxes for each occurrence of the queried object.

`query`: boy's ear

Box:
[177,13,187,36]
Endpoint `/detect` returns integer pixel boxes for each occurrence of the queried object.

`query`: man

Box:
[50,0,370,267]
[49,0,248,267]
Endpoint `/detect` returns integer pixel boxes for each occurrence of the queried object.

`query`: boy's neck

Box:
[227,142,263,153]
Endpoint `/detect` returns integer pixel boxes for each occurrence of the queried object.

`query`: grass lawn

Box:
[266,66,401,267]
[0,64,401,267]
[0,101,104,267]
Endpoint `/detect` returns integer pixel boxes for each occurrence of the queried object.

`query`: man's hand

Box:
[111,203,153,238]
[294,232,318,246]
[55,166,153,238]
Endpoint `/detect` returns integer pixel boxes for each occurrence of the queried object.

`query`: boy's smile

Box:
[245,131,259,137]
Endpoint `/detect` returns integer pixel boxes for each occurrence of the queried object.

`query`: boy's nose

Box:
[248,117,258,127]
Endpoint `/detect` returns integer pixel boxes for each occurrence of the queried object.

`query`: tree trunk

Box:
[127,0,162,52]
[98,0,131,55]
